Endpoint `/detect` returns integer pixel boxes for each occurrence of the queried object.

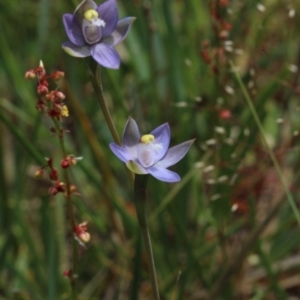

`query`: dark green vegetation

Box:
[1,0,300,299]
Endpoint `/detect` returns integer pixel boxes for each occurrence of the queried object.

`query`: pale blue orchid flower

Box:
[62,0,135,69]
[109,118,194,182]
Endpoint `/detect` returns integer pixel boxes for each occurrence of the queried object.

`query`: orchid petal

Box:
[126,161,148,174]
[90,43,120,68]
[97,0,118,38]
[150,123,170,161]
[147,166,181,182]
[109,143,134,163]
[157,139,195,168]
[122,117,140,159]
[62,41,91,57]
[63,14,86,46]
[102,17,136,46]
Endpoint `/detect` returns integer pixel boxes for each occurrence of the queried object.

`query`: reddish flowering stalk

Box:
[200,0,232,74]
[25,61,86,296]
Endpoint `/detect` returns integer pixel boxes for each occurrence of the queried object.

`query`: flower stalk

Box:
[86,59,121,145]
[134,174,160,300]
[86,58,134,185]
[52,118,79,297]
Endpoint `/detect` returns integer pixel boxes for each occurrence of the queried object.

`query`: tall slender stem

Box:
[230,61,300,227]
[85,59,134,185]
[86,60,121,145]
[52,118,78,300]
[134,175,160,300]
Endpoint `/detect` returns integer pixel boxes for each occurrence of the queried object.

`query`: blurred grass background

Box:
[1,0,300,299]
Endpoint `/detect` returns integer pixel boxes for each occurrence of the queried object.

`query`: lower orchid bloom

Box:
[109,118,194,182]
[62,0,135,69]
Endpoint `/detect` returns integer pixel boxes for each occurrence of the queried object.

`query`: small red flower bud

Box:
[57,182,65,193]
[70,185,77,193]
[219,109,232,120]
[48,109,61,119]
[49,168,59,181]
[55,91,65,101]
[35,168,44,178]
[36,99,47,113]
[45,91,54,101]
[25,69,36,79]
[49,181,65,195]
[36,64,45,77]
[47,91,66,103]
[61,158,70,169]
[51,71,65,80]
[37,84,49,95]
[61,156,80,169]
[75,222,90,243]
[68,156,78,166]
[63,270,71,278]
[49,186,58,195]
[78,232,91,243]
[201,50,212,64]
[39,78,49,87]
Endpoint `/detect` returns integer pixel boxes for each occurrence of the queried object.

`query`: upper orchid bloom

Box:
[109,118,194,182]
[62,0,135,69]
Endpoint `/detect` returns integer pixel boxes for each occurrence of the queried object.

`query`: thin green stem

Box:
[52,118,78,300]
[85,59,134,186]
[134,175,160,300]
[230,61,300,227]
[86,61,121,145]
